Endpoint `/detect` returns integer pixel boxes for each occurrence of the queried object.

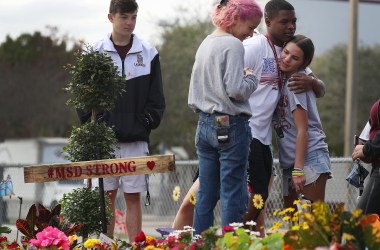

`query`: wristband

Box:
[292,168,305,177]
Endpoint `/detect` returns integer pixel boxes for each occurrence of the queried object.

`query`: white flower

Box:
[250,231,261,237]
[183,225,194,231]
[245,220,257,226]
[229,222,244,229]
[193,234,202,240]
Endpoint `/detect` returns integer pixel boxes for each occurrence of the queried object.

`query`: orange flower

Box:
[372,219,380,232]
[283,242,293,250]
[146,235,156,246]
[359,214,379,227]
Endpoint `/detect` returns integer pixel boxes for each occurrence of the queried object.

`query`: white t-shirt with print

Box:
[244,35,282,145]
[243,34,312,145]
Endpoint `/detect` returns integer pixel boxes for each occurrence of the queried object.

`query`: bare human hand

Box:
[292,175,306,193]
[352,145,365,160]
[287,73,314,94]
[244,67,253,76]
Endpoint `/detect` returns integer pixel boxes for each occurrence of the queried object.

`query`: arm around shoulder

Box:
[310,73,326,98]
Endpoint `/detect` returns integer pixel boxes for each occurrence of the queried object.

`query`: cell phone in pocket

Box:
[215,115,230,144]
[217,127,230,143]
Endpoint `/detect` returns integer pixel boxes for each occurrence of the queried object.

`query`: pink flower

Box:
[222,225,235,234]
[29,226,70,250]
[166,235,177,248]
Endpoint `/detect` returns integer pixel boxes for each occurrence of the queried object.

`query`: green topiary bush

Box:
[60,187,112,239]
[64,44,125,113]
[64,122,118,162]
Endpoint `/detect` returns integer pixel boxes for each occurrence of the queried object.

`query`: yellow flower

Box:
[273,209,281,216]
[292,225,300,230]
[172,186,181,202]
[292,215,298,222]
[146,235,156,245]
[323,225,331,233]
[278,210,287,216]
[302,222,309,230]
[301,203,311,209]
[252,194,264,209]
[69,234,77,245]
[144,246,156,250]
[84,238,101,248]
[269,222,282,231]
[189,192,196,205]
[343,233,356,241]
[283,216,291,221]
[284,207,295,214]
[293,199,301,205]
[303,213,315,223]
[351,209,362,218]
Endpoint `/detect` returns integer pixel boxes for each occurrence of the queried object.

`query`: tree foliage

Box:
[150,20,214,157]
[312,44,380,156]
[0,30,80,139]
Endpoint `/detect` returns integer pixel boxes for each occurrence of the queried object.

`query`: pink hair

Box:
[211,0,263,30]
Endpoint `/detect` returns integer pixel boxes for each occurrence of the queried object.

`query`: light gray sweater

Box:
[188,34,258,116]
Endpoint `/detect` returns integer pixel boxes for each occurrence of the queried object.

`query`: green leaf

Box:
[0,226,12,234]
[223,232,234,247]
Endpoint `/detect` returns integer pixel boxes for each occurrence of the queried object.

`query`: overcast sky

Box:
[0,0,379,55]
[0,0,218,46]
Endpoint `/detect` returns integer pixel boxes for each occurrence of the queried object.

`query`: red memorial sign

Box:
[24,154,175,183]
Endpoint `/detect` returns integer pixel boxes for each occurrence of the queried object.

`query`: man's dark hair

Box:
[264,0,294,19]
[109,0,138,15]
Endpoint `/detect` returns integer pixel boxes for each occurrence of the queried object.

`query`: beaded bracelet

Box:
[292,168,305,177]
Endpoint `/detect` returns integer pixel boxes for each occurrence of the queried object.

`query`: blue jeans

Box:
[193,112,252,234]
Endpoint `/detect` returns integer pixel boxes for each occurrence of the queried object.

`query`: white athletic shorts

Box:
[86,141,149,193]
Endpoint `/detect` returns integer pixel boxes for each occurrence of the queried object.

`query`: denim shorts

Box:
[282,149,332,196]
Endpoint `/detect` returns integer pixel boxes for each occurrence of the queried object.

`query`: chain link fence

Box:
[0,158,368,237]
